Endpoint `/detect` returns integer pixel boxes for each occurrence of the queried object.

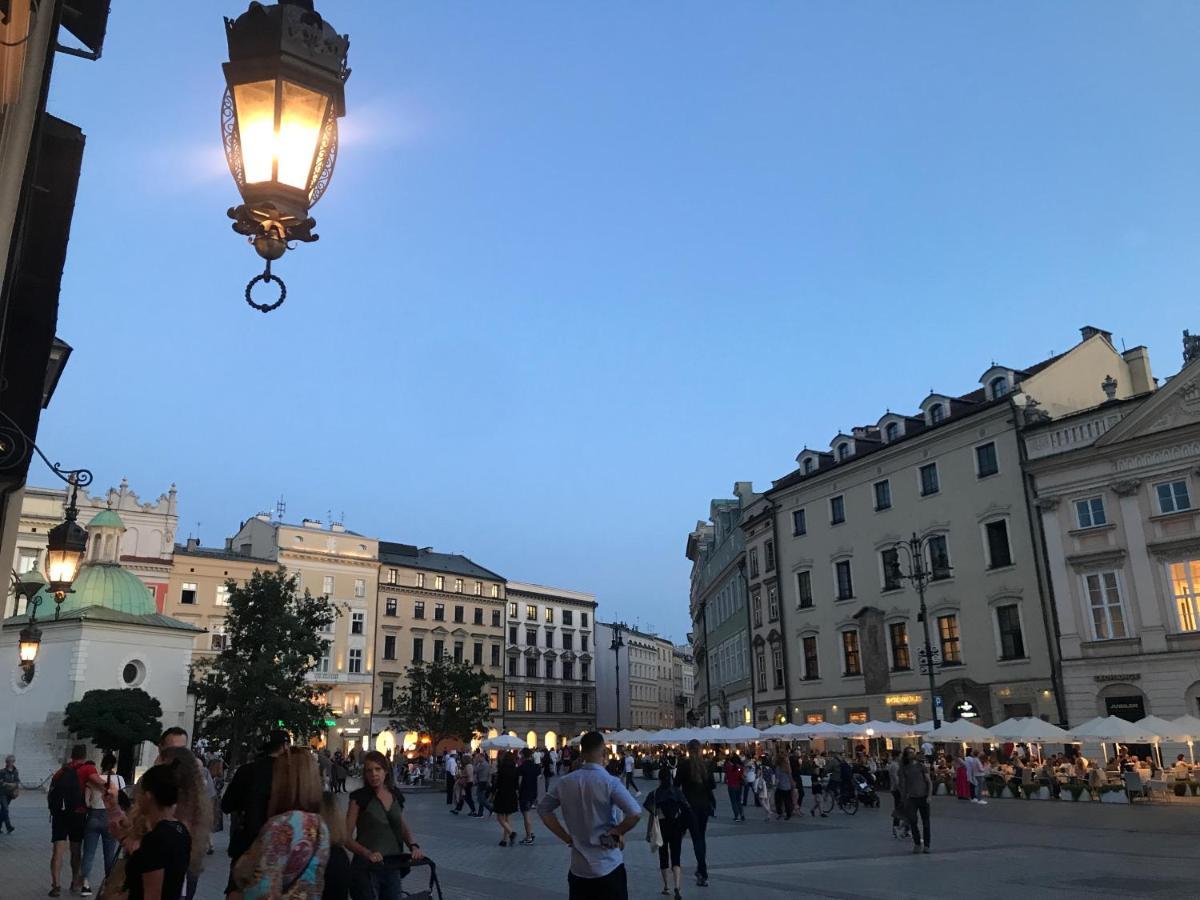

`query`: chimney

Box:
[1122,346,1154,395]
[330,523,346,533]
[302,518,322,529]
[1184,330,1200,366]
[732,481,754,502]
[254,512,270,522]
[186,537,200,551]
[1080,325,1113,345]
[224,537,234,552]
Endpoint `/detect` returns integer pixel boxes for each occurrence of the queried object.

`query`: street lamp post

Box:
[609,623,625,731]
[221,0,351,312]
[887,532,948,730]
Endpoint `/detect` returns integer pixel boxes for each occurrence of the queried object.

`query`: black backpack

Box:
[48,765,82,815]
[655,786,689,825]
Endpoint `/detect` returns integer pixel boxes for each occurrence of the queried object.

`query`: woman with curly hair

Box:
[157,746,213,900]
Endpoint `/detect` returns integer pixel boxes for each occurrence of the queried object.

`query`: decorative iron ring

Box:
[245,272,287,313]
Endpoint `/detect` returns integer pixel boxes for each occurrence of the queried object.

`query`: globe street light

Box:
[886,532,950,730]
[221,0,350,312]
[609,623,626,731]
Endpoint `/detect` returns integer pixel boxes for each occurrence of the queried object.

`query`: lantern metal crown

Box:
[222,0,350,312]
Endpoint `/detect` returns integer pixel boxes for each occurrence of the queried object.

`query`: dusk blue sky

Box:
[38,3,1200,641]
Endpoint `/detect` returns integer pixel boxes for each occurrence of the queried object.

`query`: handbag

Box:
[647,814,663,852]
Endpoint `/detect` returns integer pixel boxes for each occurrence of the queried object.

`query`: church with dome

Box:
[0,507,201,779]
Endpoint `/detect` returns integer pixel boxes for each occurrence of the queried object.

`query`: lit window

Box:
[455,578,463,593]
[416,573,425,588]
[435,575,444,591]
[524,691,535,712]
[526,604,537,621]
[1168,562,1200,633]
[938,614,961,664]
[354,578,365,598]
[842,631,861,675]
[889,622,909,670]
[474,581,482,596]
[215,584,231,606]
[387,568,398,584]
[545,607,554,623]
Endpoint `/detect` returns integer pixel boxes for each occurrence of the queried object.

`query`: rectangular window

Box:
[1157,480,1192,514]
[874,480,892,511]
[508,625,518,644]
[581,692,589,711]
[882,548,901,590]
[434,603,445,621]
[473,607,483,625]
[772,646,784,688]
[433,639,444,660]
[387,568,398,584]
[767,586,779,621]
[491,609,501,627]
[381,681,394,709]
[416,573,425,588]
[474,581,482,596]
[792,508,807,536]
[526,604,537,621]
[525,657,537,677]
[835,560,854,600]
[413,600,425,620]
[545,607,554,623]
[996,604,1025,659]
[986,520,1013,568]
[830,495,845,525]
[491,644,501,667]
[16,547,39,574]
[544,657,555,678]
[452,641,462,664]
[317,648,330,673]
[524,691,535,712]
[563,610,574,626]
[581,635,588,652]
[351,611,364,635]
[1075,497,1107,529]
[752,593,763,627]
[454,578,463,593]
[976,442,999,478]
[489,688,499,710]
[215,584,231,607]
[506,689,516,712]
[509,601,518,618]
[1167,562,1200,633]
[435,575,445,591]
[765,539,776,572]
[453,605,464,623]
[889,622,910,670]
[210,624,227,651]
[322,575,334,595]
[354,578,365,598]
[508,656,518,676]
[581,613,589,627]
[473,641,483,665]
[383,635,396,660]
[842,630,861,675]
[563,692,573,713]
[562,633,573,651]
[412,637,423,662]
[581,662,590,681]
[756,651,767,691]
[928,535,951,580]
[563,660,574,680]
[796,571,813,608]
[491,584,500,598]
[348,649,363,674]
[919,463,940,496]
[526,628,537,645]
[385,597,397,616]
[749,547,760,578]
[938,614,961,665]
[181,583,197,605]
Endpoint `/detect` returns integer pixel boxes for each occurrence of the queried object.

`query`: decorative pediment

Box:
[506,646,522,657]
[543,649,558,660]
[577,652,592,662]
[559,649,576,661]
[523,646,540,657]
[766,628,782,644]
[752,633,766,648]
[1097,360,1200,449]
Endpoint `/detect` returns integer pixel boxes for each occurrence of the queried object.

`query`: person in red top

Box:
[723,754,746,822]
[48,743,106,896]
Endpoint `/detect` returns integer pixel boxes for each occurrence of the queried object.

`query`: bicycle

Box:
[818,777,859,815]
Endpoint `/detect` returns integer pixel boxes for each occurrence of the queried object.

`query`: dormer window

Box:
[837,442,850,461]
[803,458,814,474]
[989,376,1009,399]
[929,403,945,425]
[884,422,899,442]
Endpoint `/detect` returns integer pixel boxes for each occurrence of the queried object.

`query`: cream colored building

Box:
[766,327,1153,728]
[672,645,695,726]
[370,542,507,754]
[595,622,676,730]
[1024,341,1200,747]
[231,515,379,752]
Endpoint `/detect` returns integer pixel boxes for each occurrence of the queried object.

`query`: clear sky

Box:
[38,2,1200,642]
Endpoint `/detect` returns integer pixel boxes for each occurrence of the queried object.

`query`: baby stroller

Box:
[853,773,880,808]
[383,855,444,900]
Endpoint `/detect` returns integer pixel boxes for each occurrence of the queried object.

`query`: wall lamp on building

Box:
[221,0,350,313]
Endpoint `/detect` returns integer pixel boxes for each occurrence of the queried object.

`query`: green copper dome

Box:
[87,508,126,529]
[56,563,156,617]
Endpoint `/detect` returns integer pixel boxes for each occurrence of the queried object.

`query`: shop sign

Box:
[1094,673,1140,682]
[885,694,923,706]
[955,701,979,719]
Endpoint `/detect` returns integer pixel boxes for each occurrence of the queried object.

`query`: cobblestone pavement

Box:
[4,777,1200,898]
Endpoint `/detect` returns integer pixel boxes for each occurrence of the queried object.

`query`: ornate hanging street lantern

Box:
[45,490,88,602]
[221,0,350,312]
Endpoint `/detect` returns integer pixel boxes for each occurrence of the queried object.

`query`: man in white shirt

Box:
[622,750,638,795]
[445,752,458,805]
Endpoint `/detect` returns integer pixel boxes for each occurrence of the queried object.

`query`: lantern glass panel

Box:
[18,638,38,663]
[46,546,82,590]
[233,79,277,183]
[279,81,328,189]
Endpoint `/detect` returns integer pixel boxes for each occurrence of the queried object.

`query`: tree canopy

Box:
[64,687,162,780]
[389,654,493,751]
[191,568,336,765]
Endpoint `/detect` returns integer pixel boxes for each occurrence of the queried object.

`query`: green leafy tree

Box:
[63,688,163,781]
[192,568,336,766]
[389,654,493,752]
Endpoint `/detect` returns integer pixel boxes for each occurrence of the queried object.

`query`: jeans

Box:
[742,781,754,806]
[475,783,492,814]
[689,809,710,879]
[568,864,628,900]
[0,791,11,830]
[81,809,117,885]
[624,771,638,792]
[454,785,476,814]
[906,797,931,847]
[350,858,403,900]
[727,785,743,819]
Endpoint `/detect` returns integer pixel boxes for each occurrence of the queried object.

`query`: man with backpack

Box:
[47,743,106,897]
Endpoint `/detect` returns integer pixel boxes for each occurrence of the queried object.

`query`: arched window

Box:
[990,376,1009,399]
[884,422,899,442]
[929,403,945,425]
[837,442,849,461]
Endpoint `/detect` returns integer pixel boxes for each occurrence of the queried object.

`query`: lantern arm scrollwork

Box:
[0,408,93,490]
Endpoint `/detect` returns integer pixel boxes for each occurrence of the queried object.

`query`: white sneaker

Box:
[978,800,988,805]
[971,798,980,803]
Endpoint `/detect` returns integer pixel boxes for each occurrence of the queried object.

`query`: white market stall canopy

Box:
[923,719,997,743]
[1069,716,1168,743]
[481,734,528,750]
[708,725,763,744]
[841,720,918,738]
[989,717,1075,744]
[761,722,811,739]
[799,721,849,740]
[1136,715,1191,742]
[1171,715,1200,738]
